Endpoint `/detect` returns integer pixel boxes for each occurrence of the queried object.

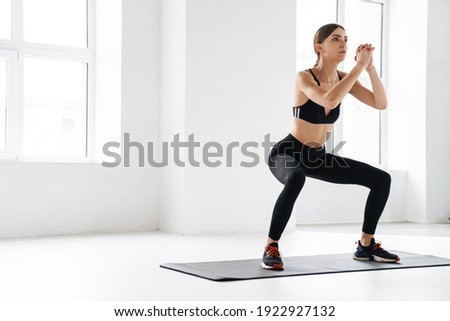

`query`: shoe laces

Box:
[373,241,383,250]
[266,245,282,258]
[372,240,392,255]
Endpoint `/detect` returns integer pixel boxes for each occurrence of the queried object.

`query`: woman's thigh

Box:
[269,153,305,185]
[303,153,387,187]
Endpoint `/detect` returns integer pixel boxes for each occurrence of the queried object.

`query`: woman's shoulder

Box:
[296,69,313,76]
[296,69,314,82]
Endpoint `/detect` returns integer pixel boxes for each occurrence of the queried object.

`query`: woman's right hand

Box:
[354,44,374,69]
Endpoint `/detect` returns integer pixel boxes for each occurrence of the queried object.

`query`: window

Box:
[0,0,12,40]
[297,0,387,165]
[23,0,88,47]
[23,57,88,157]
[0,0,94,161]
[0,57,7,149]
[296,0,338,71]
[0,49,18,157]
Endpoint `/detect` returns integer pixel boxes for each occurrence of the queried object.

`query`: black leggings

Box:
[267,133,391,240]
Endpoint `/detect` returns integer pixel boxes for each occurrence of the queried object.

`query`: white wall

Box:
[122,0,161,158]
[0,163,155,238]
[159,0,296,235]
[184,0,296,234]
[94,0,121,162]
[387,0,428,222]
[426,0,450,222]
[158,0,187,234]
[387,0,450,223]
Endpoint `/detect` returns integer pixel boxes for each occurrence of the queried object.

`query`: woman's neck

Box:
[314,62,339,83]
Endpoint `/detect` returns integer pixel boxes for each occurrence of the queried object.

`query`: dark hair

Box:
[313,23,345,67]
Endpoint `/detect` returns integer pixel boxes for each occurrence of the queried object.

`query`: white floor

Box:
[0,222,449,301]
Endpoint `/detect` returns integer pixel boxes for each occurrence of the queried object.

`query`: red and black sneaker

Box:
[261,242,284,270]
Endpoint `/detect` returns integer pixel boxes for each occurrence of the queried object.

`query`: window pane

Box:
[342,0,384,164]
[343,1,383,73]
[23,57,87,157]
[0,0,12,39]
[23,0,87,47]
[297,0,337,71]
[0,58,6,150]
[342,93,380,163]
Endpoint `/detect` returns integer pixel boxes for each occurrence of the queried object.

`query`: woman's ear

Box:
[315,43,324,54]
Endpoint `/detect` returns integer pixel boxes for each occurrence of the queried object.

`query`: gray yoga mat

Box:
[160,251,450,281]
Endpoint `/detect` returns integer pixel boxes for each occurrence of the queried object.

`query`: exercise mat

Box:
[160,251,450,281]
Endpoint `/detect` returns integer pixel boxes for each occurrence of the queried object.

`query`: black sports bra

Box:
[292,69,342,124]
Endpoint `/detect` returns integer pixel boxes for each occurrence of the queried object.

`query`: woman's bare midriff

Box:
[290,118,334,148]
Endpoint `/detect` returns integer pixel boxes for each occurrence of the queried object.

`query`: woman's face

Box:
[317,27,348,62]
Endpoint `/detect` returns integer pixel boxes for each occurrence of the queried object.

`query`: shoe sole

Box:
[373,255,400,263]
[353,255,400,263]
[261,262,284,270]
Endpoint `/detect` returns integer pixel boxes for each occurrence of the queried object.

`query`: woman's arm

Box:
[296,47,372,110]
[349,45,388,110]
[349,67,388,110]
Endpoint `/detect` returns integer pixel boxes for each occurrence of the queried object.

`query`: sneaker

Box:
[353,238,400,263]
[262,242,284,270]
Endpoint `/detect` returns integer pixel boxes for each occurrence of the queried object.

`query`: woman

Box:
[263,23,399,270]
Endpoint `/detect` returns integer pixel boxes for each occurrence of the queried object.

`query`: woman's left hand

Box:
[355,44,375,70]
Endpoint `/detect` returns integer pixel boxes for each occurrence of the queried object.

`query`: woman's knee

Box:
[380,170,391,189]
[285,169,306,188]
[370,170,391,192]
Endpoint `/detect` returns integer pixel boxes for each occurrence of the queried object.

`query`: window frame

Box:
[0,49,20,159]
[0,0,95,162]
